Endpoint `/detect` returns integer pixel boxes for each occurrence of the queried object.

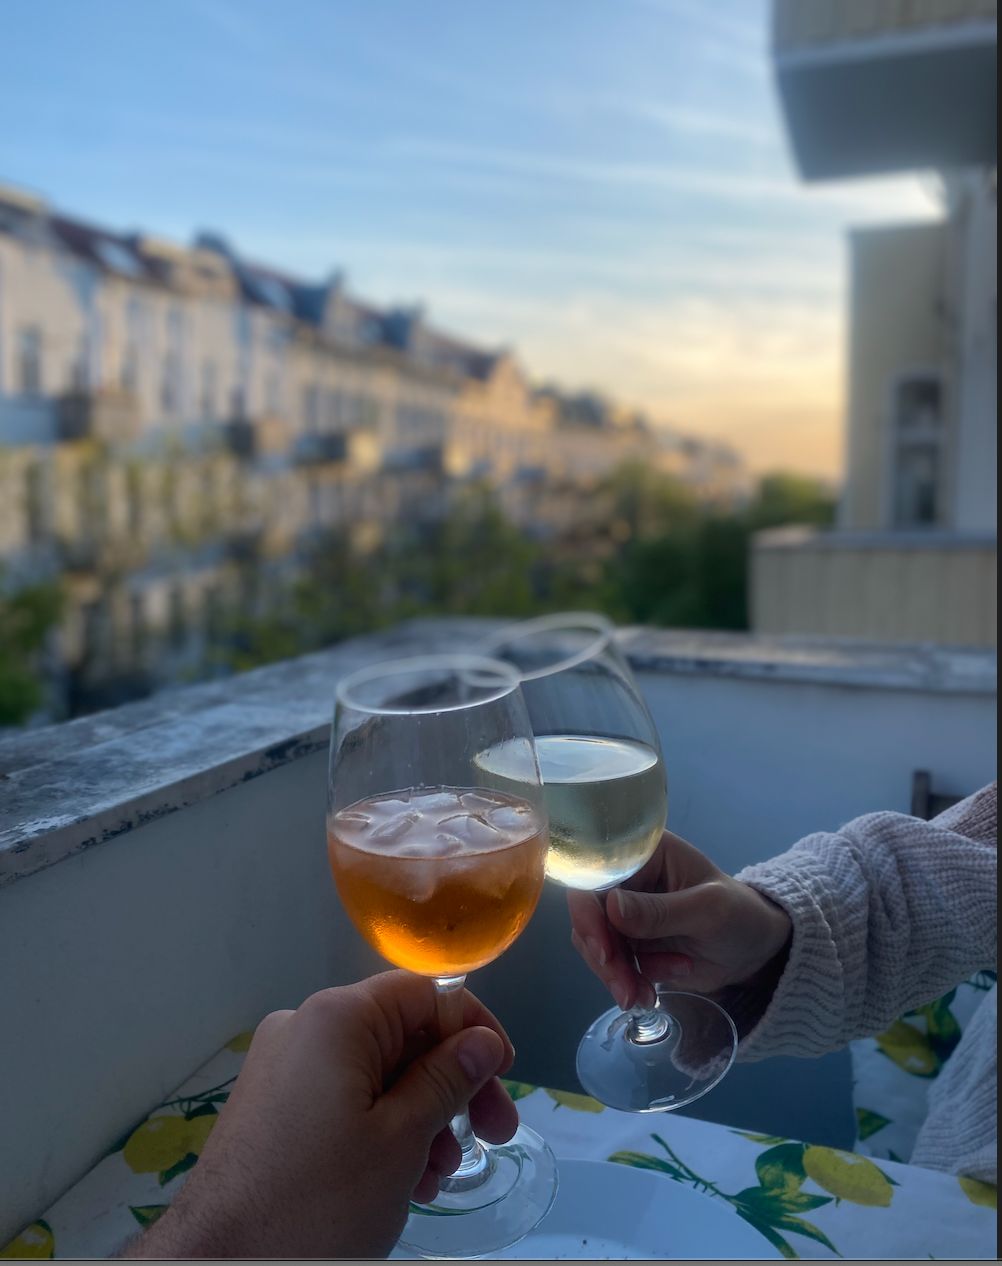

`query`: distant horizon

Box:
[0,0,942,479]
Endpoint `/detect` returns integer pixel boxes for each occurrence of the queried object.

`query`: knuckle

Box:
[255,1008,293,1039]
[701,880,730,923]
[297,987,348,1031]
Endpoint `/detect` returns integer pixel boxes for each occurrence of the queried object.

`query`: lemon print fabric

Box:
[958,1176,997,1209]
[123,1111,217,1184]
[802,1147,895,1207]
[0,1222,54,1260]
[545,1088,604,1113]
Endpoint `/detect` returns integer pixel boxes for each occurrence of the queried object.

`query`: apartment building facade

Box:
[0,180,747,716]
[753,0,997,648]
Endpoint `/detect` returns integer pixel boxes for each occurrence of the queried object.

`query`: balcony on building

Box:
[772,0,997,180]
[0,616,995,1248]
[752,526,997,647]
[759,1,998,650]
[223,414,291,462]
[56,388,141,446]
[294,429,380,471]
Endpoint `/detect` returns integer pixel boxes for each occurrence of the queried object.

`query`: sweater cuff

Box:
[732,851,848,1061]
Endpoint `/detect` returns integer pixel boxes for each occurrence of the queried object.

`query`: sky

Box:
[0,0,942,479]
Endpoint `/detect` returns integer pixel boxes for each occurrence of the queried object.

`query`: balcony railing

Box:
[771,0,997,178]
[56,389,141,445]
[773,0,997,51]
[222,414,290,460]
[751,528,997,647]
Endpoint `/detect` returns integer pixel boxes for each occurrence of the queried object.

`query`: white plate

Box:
[494,1158,782,1260]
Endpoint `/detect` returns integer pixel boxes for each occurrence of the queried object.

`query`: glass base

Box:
[576,990,737,1113]
[395,1124,558,1259]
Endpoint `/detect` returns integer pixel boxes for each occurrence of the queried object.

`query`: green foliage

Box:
[598,464,833,633]
[215,466,837,679]
[0,568,64,725]
[747,472,837,531]
[610,1133,843,1260]
[3,459,836,723]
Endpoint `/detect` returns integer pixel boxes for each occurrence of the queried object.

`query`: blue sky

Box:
[0,0,940,476]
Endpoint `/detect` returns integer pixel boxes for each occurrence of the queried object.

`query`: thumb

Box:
[609,884,715,941]
[385,1025,506,1137]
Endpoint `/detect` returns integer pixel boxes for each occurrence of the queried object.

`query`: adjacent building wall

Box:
[842,220,949,532]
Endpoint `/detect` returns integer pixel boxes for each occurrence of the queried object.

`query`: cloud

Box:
[609,99,778,148]
[383,136,942,222]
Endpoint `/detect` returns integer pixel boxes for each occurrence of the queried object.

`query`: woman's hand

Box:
[133,971,518,1260]
[568,830,792,1009]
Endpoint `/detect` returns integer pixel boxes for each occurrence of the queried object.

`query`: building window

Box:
[303,384,320,431]
[201,361,218,419]
[891,374,944,528]
[25,463,47,543]
[125,464,144,536]
[69,332,90,391]
[17,325,43,394]
[121,344,139,393]
[265,371,281,416]
[161,352,179,415]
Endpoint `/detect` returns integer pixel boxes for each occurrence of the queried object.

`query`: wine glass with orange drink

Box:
[325,654,558,1259]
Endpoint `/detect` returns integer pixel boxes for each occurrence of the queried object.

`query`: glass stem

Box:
[626,954,671,1045]
[434,975,493,1188]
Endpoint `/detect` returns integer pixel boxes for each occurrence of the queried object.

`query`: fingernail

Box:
[585,936,607,967]
[612,983,631,1012]
[457,1029,500,1082]
[616,890,637,920]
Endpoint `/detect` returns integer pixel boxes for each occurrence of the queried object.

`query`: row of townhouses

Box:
[0,179,747,715]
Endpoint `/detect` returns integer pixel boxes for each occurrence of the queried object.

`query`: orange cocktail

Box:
[327,786,547,976]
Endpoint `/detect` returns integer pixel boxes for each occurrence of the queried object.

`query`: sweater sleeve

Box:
[730,782,997,1061]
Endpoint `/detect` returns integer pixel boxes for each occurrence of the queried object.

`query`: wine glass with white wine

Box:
[480,613,737,1113]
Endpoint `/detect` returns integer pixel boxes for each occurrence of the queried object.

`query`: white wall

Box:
[951,171,997,534]
[0,752,382,1244]
[639,668,996,876]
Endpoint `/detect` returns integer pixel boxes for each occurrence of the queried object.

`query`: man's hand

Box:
[568,830,792,1009]
[133,971,518,1260]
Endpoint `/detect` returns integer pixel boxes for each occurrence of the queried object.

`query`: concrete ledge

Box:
[755,527,997,551]
[1,618,995,887]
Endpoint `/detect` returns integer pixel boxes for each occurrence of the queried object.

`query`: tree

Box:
[747,472,837,531]
[0,569,64,725]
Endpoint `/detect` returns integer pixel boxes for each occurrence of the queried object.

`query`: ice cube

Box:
[417,790,464,814]
[434,831,465,854]
[404,859,440,902]
[462,812,506,849]
[487,802,536,834]
[369,810,420,845]
[460,791,500,814]
[336,811,372,830]
[372,793,412,810]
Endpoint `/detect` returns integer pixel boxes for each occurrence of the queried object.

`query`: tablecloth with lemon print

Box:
[3,1031,995,1261]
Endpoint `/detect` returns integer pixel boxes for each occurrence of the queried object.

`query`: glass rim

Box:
[334,653,523,716]
[481,611,616,682]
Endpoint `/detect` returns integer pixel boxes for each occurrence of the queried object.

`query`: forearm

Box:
[124,1195,233,1259]
[733,788,997,1060]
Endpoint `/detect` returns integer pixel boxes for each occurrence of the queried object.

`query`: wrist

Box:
[738,883,792,982]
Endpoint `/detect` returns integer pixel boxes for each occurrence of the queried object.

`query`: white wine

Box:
[478,735,666,891]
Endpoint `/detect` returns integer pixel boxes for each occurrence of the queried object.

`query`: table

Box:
[2,1035,995,1261]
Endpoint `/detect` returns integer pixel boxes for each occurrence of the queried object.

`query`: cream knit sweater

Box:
[732,782,997,1184]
